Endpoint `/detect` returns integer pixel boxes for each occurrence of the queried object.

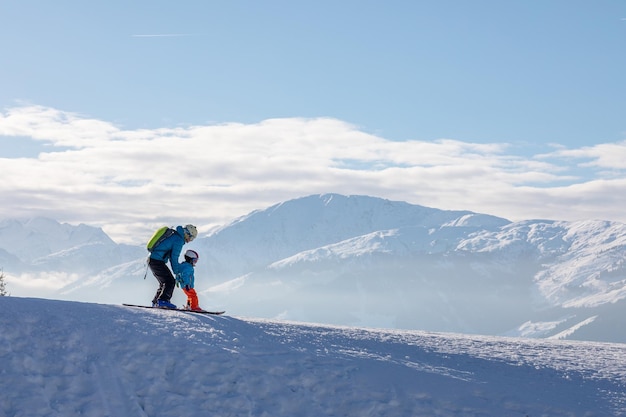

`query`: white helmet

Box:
[184,224,198,241]
[184,249,199,266]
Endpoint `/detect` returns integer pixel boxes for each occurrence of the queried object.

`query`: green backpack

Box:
[147,226,176,252]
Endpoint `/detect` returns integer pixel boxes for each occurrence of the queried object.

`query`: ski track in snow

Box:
[1,297,625,417]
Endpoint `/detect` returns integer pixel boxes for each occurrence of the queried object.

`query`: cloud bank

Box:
[1,105,625,244]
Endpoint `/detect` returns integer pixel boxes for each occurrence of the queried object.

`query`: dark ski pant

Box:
[149,258,175,304]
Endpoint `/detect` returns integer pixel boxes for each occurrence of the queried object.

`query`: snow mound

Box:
[1,297,625,416]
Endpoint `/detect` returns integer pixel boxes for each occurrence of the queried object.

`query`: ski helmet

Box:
[184,249,199,266]
[184,224,198,241]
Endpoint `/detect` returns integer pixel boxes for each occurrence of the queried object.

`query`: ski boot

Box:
[156,300,177,309]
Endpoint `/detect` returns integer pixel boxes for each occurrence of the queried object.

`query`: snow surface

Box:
[1,296,626,417]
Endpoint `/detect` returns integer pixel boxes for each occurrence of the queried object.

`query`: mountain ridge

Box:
[2,193,626,342]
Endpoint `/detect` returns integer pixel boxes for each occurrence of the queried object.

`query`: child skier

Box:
[176,249,203,311]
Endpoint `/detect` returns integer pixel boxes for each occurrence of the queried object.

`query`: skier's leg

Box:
[148,258,175,302]
[152,282,164,305]
[161,276,176,302]
[183,287,199,310]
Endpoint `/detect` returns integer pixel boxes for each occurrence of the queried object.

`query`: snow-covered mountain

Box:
[194,193,509,278]
[2,297,625,417]
[0,217,144,273]
[2,194,626,343]
[0,217,145,297]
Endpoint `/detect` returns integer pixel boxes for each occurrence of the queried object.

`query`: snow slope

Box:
[1,296,625,417]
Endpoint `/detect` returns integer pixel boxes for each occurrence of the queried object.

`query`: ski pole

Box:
[143,257,149,280]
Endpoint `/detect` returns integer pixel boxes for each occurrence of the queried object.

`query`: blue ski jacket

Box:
[149,225,186,275]
[175,261,195,289]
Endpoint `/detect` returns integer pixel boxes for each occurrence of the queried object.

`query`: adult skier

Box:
[149,224,198,308]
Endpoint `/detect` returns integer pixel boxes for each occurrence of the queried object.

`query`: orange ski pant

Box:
[182,287,199,310]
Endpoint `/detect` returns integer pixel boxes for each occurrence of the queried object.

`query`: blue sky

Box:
[1,1,625,243]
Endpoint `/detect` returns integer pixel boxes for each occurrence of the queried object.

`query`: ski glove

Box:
[175,275,184,288]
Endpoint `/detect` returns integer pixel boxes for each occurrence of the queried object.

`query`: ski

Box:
[122,303,225,315]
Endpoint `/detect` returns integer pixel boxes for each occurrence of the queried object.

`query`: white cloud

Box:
[545,142,626,172]
[6,271,79,291]
[1,105,625,244]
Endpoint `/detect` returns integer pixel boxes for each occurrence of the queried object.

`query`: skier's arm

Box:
[169,239,184,275]
[176,264,192,288]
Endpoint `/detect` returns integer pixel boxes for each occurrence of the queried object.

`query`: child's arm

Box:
[176,264,192,288]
